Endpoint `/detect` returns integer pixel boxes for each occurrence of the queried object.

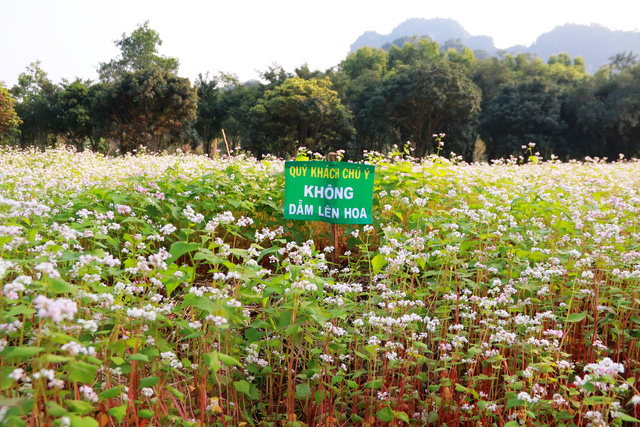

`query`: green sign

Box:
[284,161,375,224]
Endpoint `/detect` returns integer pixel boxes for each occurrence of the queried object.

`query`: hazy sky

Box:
[1,0,639,87]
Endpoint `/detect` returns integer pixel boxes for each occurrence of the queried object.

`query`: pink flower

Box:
[79,385,98,402]
[34,295,77,322]
[116,205,132,214]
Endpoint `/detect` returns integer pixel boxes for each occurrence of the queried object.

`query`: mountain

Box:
[530,24,640,73]
[350,18,640,73]
[350,18,498,55]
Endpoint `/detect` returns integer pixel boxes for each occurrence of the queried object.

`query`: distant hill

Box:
[350,18,640,73]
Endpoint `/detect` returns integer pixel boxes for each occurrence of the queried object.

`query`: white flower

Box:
[9,368,24,381]
[517,391,533,403]
[141,387,154,398]
[116,205,132,214]
[34,262,61,278]
[34,295,77,322]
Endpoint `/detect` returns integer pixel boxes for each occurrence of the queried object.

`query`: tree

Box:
[194,73,224,156]
[94,22,196,153]
[375,61,481,159]
[0,83,21,141]
[341,47,388,80]
[332,47,391,157]
[480,80,567,159]
[99,21,179,82]
[10,61,60,148]
[568,65,640,159]
[248,77,354,158]
[607,51,638,75]
[57,79,94,150]
[259,64,292,90]
[387,37,441,69]
[97,69,197,153]
[209,76,264,151]
[294,64,325,80]
[445,46,476,68]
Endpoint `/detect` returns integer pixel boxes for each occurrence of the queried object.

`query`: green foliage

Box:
[480,80,567,159]
[56,79,94,150]
[1,148,640,426]
[5,21,640,161]
[0,83,21,141]
[97,68,197,153]
[9,61,59,148]
[193,73,224,156]
[341,47,388,80]
[377,61,481,159]
[567,64,640,159]
[98,21,179,82]
[387,37,441,69]
[248,77,354,158]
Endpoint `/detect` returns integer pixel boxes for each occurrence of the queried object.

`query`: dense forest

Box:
[351,18,640,74]
[1,21,640,161]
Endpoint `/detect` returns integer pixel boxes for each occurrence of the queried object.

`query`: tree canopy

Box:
[248,77,354,158]
[376,61,481,158]
[99,21,179,82]
[6,22,640,161]
[98,69,197,153]
[0,83,21,140]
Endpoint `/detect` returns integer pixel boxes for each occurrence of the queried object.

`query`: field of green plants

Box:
[1,146,640,427]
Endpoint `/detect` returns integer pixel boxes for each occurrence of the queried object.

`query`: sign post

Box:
[327,152,339,264]
[284,154,375,263]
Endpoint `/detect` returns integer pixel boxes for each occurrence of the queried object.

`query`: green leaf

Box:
[39,354,73,364]
[67,399,94,415]
[454,383,468,393]
[295,383,312,399]
[4,306,36,318]
[139,376,160,389]
[567,312,587,322]
[69,415,98,427]
[506,397,524,410]
[181,331,205,340]
[166,385,184,399]
[169,241,201,261]
[556,411,574,420]
[331,375,344,385]
[234,380,251,396]
[110,356,126,366]
[204,352,220,373]
[3,347,45,360]
[99,385,123,400]
[45,401,68,417]
[67,360,98,383]
[48,278,77,295]
[138,409,155,419]
[346,380,359,389]
[128,353,150,362]
[394,410,410,423]
[504,422,521,427]
[218,353,242,367]
[617,413,640,423]
[371,254,386,274]
[377,407,394,422]
[194,298,216,313]
[108,404,128,423]
[364,378,383,389]
[245,328,263,343]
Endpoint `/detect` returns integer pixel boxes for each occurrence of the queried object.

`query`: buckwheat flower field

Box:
[1,146,640,427]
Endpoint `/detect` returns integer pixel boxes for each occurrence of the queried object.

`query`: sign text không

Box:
[284,161,375,224]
